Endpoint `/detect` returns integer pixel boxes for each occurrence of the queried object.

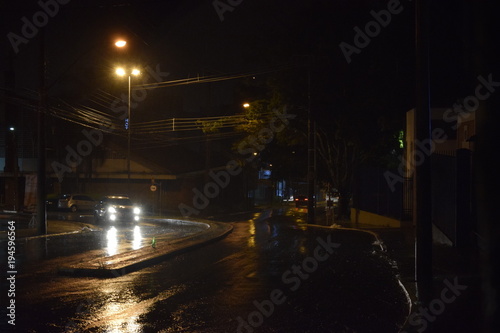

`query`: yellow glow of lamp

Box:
[116,68,126,76]
[115,40,127,47]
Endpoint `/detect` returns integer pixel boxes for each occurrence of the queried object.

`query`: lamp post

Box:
[115,67,140,182]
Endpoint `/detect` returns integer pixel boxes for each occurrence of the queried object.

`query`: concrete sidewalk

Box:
[311,208,483,332]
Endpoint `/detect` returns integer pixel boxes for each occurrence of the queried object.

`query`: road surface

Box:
[2,209,410,332]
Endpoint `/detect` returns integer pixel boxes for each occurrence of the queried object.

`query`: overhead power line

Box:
[1,63,290,147]
[134,65,290,90]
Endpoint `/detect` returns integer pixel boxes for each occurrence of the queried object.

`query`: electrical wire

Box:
[134,65,290,90]
[1,64,290,148]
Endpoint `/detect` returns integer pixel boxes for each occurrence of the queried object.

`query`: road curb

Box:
[58,219,233,278]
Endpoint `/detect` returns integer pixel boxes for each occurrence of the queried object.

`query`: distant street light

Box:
[115,40,127,48]
[243,103,250,108]
[115,67,141,182]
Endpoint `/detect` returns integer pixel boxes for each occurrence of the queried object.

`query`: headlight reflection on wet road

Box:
[96,286,143,333]
[106,226,144,256]
[101,305,141,333]
[132,225,142,250]
[106,226,118,256]
[248,220,256,248]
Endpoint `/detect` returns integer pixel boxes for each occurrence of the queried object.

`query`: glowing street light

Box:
[115,40,127,48]
[116,67,126,76]
[243,103,250,108]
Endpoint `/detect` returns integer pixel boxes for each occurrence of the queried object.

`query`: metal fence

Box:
[354,148,473,248]
[402,177,413,221]
[353,167,403,220]
[431,149,473,246]
[431,153,457,243]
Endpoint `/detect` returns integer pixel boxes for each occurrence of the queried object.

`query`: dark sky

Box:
[1,1,412,88]
[1,0,494,124]
[2,0,499,186]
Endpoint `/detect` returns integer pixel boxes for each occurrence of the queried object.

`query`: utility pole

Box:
[127,74,131,185]
[37,29,47,235]
[414,0,433,304]
[307,66,316,224]
[4,63,20,211]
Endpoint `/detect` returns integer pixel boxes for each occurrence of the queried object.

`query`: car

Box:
[57,194,96,212]
[94,195,141,224]
[46,194,63,211]
[294,195,309,208]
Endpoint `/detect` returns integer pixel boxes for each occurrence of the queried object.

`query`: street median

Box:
[58,218,233,278]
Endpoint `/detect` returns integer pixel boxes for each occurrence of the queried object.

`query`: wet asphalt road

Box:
[8,213,208,267]
[2,209,410,333]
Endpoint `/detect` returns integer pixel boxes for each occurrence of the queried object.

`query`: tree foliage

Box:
[233,58,406,218]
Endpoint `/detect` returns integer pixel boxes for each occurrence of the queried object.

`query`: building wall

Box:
[405,108,475,246]
[92,158,155,174]
[0,158,37,173]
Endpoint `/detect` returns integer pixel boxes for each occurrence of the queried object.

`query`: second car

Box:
[94,195,141,224]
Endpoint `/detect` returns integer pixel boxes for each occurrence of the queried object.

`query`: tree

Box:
[232,58,405,219]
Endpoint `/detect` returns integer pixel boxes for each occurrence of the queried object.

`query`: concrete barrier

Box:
[351,208,401,228]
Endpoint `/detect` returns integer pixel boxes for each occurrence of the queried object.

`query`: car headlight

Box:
[133,207,141,215]
[108,206,117,213]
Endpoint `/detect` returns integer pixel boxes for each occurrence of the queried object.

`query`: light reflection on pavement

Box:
[105,225,144,257]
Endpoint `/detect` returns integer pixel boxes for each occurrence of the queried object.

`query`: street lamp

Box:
[115,40,127,48]
[115,67,140,182]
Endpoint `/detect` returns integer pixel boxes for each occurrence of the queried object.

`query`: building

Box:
[405,107,475,247]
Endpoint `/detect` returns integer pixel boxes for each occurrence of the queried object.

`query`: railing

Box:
[402,177,413,221]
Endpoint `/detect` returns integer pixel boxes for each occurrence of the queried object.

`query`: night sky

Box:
[0,0,497,147]
[1,1,414,112]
